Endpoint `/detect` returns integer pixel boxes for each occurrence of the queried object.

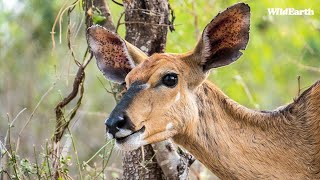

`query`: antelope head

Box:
[87,3,250,151]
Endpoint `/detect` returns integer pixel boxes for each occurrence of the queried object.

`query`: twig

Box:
[83,51,93,68]
[33,145,42,179]
[98,140,115,178]
[0,170,13,180]
[66,129,83,180]
[53,60,89,178]
[11,108,27,127]
[73,13,85,39]
[111,0,123,6]
[82,47,90,64]
[297,75,301,96]
[235,75,260,109]
[84,140,114,165]
[59,1,80,44]
[45,140,52,179]
[120,21,179,27]
[168,4,176,32]
[291,60,320,73]
[124,8,165,16]
[4,108,27,152]
[54,66,85,142]
[16,83,55,153]
[67,1,81,67]
[51,1,68,52]
[97,77,113,94]
[115,12,125,33]
[6,115,19,179]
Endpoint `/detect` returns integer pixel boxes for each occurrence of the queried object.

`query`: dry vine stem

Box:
[52,0,116,178]
[53,0,193,179]
[52,0,93,178]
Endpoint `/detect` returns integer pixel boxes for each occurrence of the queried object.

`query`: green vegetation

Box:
[0,0,319,179]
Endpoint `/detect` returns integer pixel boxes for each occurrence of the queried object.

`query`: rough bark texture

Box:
[124,0,169,55]
[85,0,194,179]
[122,1,194,179]
[122,1,169,179]
[152,140,195,179]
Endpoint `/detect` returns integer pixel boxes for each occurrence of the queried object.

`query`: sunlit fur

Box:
[123,52,320,179]
[88,3,320,179]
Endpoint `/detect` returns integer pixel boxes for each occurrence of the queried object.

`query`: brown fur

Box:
[87,3,320,179]
[173,80,320,179]
[125,52,320,179]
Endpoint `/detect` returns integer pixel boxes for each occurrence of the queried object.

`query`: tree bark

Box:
[122,1,194,180]
[124,0,169,55]
[84,0,194,179]
[121,1,168,179]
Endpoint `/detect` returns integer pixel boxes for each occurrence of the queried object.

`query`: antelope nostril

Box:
[116,114,132,130]
[106,113,133,138]
[116,115,127,129]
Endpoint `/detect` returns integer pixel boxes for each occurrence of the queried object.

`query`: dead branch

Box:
[52,0,116,178]
[111,0,123,7]
[168,4,176,32]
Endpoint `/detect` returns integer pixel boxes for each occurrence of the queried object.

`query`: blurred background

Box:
[0,0,319,179]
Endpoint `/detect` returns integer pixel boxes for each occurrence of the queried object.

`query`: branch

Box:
[52,0,115,178]
[152,140,195,179]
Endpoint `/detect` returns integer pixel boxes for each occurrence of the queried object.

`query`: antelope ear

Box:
[192,3,250,71]
[87,25,147,83]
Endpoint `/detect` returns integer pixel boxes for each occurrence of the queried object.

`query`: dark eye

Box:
[162,73,178,88]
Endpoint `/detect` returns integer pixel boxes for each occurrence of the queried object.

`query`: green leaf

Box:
[92,14,106,25]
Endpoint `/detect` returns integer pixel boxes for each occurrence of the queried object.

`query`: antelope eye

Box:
[162,73,178,88]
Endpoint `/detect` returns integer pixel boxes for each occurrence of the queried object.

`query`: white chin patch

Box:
[115,131,146,151]
[107,133,113,139]
[115,129,133,138]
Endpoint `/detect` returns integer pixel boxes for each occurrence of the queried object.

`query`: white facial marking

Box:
[115,129,133,138]
[175,92,180,102]
[138,83,150,89]
[107,133,113,139]
[128,83,149,90]
[144,83,150,89]
[166,122,174,130]
[115,130,146,151]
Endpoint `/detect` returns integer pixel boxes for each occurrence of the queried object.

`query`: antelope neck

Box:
[173,81,310,179]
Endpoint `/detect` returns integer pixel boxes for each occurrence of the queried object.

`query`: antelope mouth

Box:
[116,126,146,144]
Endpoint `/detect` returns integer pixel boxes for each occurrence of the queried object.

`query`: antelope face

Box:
[87,3,250,151]
[105,53,193,150]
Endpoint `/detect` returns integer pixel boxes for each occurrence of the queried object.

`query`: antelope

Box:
[87,3,320,179]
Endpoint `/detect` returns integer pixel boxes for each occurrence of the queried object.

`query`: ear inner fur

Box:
[87,25,135,83]
[200,3,250,71]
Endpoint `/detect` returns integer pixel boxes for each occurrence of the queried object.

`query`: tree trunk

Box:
[122,1,194,180]
[84,0,194,179]
[121,1,168,179]
[124,0,169,55]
